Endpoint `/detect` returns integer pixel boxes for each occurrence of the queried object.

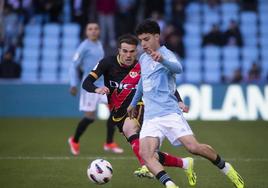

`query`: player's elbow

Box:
[82,77,91,91]
[173,64,183,74]
[82,79,88,91]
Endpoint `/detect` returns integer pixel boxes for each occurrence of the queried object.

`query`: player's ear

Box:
[154,34,160,41]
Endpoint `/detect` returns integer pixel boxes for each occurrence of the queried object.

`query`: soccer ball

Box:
[87,159,113,184]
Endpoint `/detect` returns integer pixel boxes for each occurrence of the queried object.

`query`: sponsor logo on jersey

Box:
[129,71,138,78]
[109,81,136,90]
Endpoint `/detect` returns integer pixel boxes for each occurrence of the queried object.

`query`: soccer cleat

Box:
[133,165,154,179]
[184,157,197,186]
[103,142,124,154]
[68,137,80,156]
[226,163,244,188]
[166,184,179,188]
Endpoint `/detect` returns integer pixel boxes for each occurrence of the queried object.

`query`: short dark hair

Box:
[117,34,139,48]
[135,19,160,36]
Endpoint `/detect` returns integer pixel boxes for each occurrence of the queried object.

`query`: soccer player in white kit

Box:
[68,22,123,155]
[128,20,244,188]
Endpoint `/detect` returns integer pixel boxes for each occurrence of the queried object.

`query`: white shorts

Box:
[140,113,193,146]
[79,89,107,112]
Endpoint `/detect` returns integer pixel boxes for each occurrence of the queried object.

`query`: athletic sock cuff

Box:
[157,152,165,165]
[212,154,226,169]
[127,134,139,143]
[156,170,171,185]
[82,117,94,124]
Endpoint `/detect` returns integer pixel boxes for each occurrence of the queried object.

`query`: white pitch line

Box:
[0,156,136,160]
[0,156,268,162]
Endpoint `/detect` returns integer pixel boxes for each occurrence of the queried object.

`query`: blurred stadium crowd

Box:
[0,0,267,84]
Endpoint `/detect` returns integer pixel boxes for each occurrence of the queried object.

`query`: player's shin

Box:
[128,134,144,165]
[157,152,184,168]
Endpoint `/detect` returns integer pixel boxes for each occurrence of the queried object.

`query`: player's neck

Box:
[88,38,98,43]
[117,55,133,68]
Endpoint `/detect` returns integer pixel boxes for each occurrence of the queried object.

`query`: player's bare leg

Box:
[122,118,154,178]
[68,111,95,155]
[103,115,123,153]
[179,135,244,188]
[140,137,179,188]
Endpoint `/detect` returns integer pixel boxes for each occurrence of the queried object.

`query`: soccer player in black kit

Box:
[82,34,196,184]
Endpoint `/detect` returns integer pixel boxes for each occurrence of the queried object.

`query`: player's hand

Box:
[179,102,189,113]
[70,86,78,96]
[147,48,163,62]
[95,86,110,95]
[127,105,137,119]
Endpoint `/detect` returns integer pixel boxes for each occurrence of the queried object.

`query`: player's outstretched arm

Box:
[82,74,98,93]
[174,90,189,113]
[161,56,183,73]
[95,86,110,95]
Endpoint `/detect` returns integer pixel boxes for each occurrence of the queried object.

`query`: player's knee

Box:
[185,143,200,155]
[123,124,139,138]
[84,111,95,119]
[139,148,151,163]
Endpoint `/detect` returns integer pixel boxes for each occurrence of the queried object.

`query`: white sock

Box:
[182,158,189,169]
[221,162,231,175]
[165,180,176,186]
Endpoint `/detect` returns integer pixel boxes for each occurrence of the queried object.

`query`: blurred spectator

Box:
[161,23,175,43]
[242,0,257,11]
[224,20,243,47]
[115,0,138,36]
[151,11,165,31]
[165,30,185,59]
[0,50,21,78]
[70,0,91,38]
[248,62,261,81]
[33,0,63,23]
[207,0,220,9]
[231,68,243,83]
[171,0,185,36]
[5,0,34,24]
[96,0,116,47]
[202,24,224,46]
[143,0,164,19]
[2,4,21,50]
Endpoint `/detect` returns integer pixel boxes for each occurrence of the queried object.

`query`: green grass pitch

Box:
[0,118,267,188]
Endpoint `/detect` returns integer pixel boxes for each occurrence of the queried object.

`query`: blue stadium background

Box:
[0,0,267,120]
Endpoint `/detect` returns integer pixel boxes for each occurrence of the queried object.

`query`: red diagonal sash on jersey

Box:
[109,63,141,111]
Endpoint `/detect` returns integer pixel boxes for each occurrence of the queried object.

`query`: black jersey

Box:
[84,55,141,119]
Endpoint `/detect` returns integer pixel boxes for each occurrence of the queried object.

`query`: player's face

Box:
[86,23,100,41]
[138,33,160,53]
[118,43,137,66]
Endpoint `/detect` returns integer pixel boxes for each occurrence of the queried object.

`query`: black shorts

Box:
[111,103,144,132]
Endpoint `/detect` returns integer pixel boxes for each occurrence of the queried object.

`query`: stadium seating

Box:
[17,1,266,84]
[184,58,202,83]
[204,59,221,83]
[20,22,80,83]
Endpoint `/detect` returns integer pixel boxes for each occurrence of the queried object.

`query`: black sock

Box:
[212,154,226,169]
[127,134,139,143]
[157,151,165,165]
[155,170,172,186]
[73,117,94,143]
[106,115,115,144]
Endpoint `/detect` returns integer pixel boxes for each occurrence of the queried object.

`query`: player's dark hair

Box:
[117,34,139,48]
[135,19,160,35]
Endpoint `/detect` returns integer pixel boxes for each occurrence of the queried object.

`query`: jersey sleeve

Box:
[82,58,108,93]
[89,58,108,80]
[161,50,183,74]
[130,79,143,107]
[69,43,85,87]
